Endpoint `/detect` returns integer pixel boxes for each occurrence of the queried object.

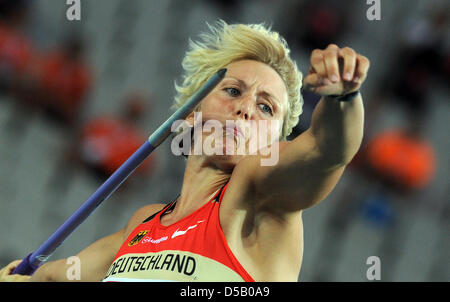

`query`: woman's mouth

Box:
[225,124,244,139]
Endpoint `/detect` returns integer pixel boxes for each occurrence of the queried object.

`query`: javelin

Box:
[12,68,227,275]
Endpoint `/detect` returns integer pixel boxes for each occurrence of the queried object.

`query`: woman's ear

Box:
[185,111,195,127]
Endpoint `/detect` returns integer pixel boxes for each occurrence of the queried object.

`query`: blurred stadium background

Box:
[0,0,448,281]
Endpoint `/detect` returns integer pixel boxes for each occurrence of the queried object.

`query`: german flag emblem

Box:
[128,230,149,246]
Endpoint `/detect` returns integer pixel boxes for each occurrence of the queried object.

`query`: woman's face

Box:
[189,59,288,169]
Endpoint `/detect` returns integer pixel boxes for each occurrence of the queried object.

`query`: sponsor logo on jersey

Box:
[141,235,168,244]
[171,220,205,239]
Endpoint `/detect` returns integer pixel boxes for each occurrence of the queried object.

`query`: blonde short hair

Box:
[172,20,303,140]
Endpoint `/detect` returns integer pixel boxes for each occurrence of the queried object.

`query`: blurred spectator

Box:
[364,126,436,192]
[383,7,449,116]
[355,109,436,190]
[0,0,33,93]
[34,34,93,126]
[339,109,437,229]
[282,0,349,51]
[359,191,394,228]
[76,93,155,180]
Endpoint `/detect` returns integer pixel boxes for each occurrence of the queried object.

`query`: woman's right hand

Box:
[0,260,31,282]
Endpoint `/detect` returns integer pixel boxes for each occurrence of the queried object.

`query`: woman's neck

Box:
[169,155,231,219]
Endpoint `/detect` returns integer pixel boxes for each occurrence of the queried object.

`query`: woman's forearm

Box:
[309,92,364,165]
[30,259,66,282]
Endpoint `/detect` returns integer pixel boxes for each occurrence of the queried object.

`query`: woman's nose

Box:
[236,109,249,120]
[235,95,254,120]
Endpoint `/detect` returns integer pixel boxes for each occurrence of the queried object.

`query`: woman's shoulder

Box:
[123,203,166,240]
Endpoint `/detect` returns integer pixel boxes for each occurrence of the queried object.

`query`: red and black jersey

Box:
[103,182,254,282]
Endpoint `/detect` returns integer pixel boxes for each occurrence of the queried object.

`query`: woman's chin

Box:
[208,152,245,172]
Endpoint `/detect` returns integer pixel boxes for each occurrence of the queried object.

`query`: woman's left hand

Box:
[0,260,31,282]
[303,44,370,96]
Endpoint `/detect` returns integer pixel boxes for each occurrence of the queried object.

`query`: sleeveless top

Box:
[102,182,255,282]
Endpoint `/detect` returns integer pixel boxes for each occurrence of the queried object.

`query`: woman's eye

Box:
[224,87,241,97]
[259,103,273,115]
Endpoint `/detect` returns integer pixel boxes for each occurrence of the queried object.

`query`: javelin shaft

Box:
[12,68,226,275]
